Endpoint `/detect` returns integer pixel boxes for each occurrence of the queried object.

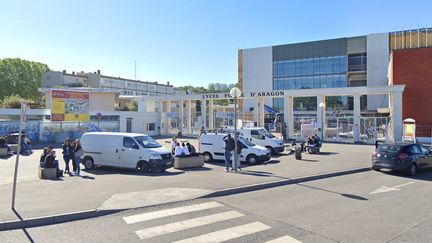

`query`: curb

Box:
[0,166,370,231]
[202,167,371,198]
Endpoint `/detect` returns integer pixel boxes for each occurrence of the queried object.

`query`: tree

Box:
[177,83,236,106]
[0,58,50,101]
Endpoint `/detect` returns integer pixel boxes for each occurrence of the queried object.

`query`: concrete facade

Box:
[241,47,273,113]
[366,33,390,110]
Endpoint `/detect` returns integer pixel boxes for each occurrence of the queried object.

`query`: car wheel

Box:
[265,146,274,155]
[408,163,417,176]
[137,161,149,173]
[246,154,258,165]
[373,166,380,172]
[83,157,94,170]
[203,152,213,162]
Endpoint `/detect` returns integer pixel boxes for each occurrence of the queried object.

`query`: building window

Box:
[348,53,367,72]
[144,122,156,131]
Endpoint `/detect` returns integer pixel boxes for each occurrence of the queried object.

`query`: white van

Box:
[199,133,271,165]
[80,132,173,172]
[222,127,284,154]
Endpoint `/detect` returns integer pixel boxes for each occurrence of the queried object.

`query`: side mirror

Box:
[133,144,139,150]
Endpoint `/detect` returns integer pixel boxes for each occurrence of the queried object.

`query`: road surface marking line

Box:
[394,181,414,188]
[135,210,243,240]
[123,201,223,224]
[265,235,303,243]
[173,221,271,243]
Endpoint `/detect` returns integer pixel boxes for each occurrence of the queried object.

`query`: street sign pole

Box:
[230,87,241,172]
[233,97,238,171]
[12,101,27,209]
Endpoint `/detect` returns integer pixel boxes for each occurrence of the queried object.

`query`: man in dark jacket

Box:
[223,134,235,172]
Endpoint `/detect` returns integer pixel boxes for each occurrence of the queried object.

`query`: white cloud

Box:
[0,15,28,25]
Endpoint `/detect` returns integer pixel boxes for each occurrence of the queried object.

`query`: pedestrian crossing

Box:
[121,200,303,242]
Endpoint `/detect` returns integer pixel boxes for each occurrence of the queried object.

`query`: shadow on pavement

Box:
[175,167,213,172]
[379,170,432,181]
[12,208,35,243]
[310,152,340,156]
[298,183,368,201]
[83,167,184,177]
[300,159,319,162]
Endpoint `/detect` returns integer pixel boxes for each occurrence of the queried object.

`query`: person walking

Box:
[62,139,72,174]
[72,139,84,176]
[223,134,235,172]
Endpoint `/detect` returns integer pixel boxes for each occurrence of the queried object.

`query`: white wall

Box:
[367,33,390,110]
[241,46,273,113]
[118,111,159,136]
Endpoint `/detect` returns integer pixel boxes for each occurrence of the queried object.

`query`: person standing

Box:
[73,139,84,176]
[70,141,76,173]
[234,139,245,171]
[171,137,177,155]
[62,139,72,174]
[223,134,235,172]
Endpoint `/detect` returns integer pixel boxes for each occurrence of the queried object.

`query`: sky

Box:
[1,0,431,87]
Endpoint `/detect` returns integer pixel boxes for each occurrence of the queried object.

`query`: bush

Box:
[0,95,29,108]
[125,100,138,111]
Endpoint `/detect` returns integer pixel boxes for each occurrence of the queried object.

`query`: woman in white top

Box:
[181,142,190,156]
[171,137,177,155]
[174,142,183,157]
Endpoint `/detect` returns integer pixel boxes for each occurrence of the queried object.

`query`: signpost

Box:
[230,87,242,172]
[96,112,102,131]
[12,101,27,209]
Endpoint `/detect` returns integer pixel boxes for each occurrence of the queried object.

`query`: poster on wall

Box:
[51,90,90,121]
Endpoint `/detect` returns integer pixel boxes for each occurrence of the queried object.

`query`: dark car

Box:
[372,143,432,176]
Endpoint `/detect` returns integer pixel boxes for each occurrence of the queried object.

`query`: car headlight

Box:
[150,153,162,160]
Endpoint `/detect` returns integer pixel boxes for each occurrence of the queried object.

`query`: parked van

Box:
[80,132,173,172]
[199,133,271,165]
[222,127,284,154]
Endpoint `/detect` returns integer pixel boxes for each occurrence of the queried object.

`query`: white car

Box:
[222,127,284,154]
[199,133,271,165]
[80,132,173,172]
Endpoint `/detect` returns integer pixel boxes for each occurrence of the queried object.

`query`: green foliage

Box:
[123,100,138,111]
[0,58,50,101]
[69,83,85,87]
[177,83,236,106]
[0,95,29,108]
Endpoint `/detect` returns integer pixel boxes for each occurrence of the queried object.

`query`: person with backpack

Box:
[223,134,235,172]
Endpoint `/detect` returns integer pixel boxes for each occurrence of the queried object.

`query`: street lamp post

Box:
[319,102,325,139]
[230,87,242,171]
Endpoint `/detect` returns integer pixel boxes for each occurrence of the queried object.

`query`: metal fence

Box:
[0,120,120,142]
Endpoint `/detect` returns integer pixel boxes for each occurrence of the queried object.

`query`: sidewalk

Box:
[0,142,374,229]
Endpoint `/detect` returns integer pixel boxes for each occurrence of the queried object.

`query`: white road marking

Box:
[123,201,223,224]
[394,181,415,188]
[369,181,414,195]
[173,221,271,243]
[265,235,303,243]
[135,210,243,240]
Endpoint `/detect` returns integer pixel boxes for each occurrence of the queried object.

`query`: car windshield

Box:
[258,128,275,138]
[239,137,254,147]
[134,136,161,148]
[377,144,402,154]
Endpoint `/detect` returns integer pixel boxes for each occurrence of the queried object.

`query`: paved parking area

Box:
[0,140,374,223]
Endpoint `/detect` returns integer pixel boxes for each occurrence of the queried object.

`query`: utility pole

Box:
[134,60,137,80]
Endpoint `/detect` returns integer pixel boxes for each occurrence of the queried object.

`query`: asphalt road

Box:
[2,169,432,243]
